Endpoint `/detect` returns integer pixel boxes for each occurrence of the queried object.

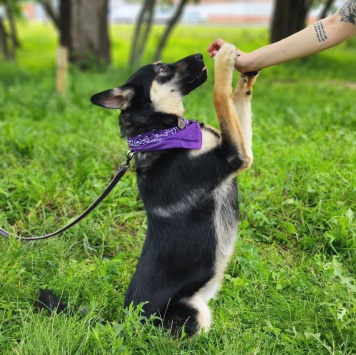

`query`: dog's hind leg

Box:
[232,72,259,164]
[163,294,211,337]
[35,289,68,314]
[185,294,212,334]
[213,44,258,173]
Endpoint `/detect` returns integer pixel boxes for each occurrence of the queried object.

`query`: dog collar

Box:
[127,119,202,152]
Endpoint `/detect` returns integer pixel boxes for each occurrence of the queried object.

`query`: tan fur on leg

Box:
[232,73,258,163]
[213,44,257,173]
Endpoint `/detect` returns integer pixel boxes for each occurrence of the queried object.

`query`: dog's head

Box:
[90,54,207,136]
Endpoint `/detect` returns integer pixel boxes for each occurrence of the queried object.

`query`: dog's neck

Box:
[127,119,202,152]
[119,111,183,138]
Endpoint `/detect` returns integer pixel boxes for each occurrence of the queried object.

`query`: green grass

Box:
[0,23,355,354]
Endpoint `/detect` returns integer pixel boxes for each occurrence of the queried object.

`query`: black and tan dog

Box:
[40,44,258,336]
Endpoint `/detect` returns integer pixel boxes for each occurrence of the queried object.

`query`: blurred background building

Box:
[21,0,343,26]
[22,0,274,26]
[21,0,344,26]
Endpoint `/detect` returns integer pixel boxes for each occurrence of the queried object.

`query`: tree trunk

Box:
[153,0,188,62]
[270,0,313,43]
[129,0,156,69]
[4,0,20,51]
[319,0,335,20]
[39,0,61,30]
[0,17,10,60]
[59,0,111,69]
[136,1,155,59]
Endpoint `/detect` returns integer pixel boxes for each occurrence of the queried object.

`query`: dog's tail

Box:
[35,289,69,314]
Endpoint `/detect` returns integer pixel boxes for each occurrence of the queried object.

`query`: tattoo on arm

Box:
[314,21,328,42]
[339,0,356,25]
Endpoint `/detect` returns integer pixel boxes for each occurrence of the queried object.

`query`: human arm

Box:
[207,1,356,72]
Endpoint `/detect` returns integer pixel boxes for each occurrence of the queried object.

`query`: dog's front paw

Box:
[215,44,237,70]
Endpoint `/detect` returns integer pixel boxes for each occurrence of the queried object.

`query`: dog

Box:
[39,44,258,336]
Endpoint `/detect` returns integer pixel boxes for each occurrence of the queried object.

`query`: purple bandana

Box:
[127,119,202,152]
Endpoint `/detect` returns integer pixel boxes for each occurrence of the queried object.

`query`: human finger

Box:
[207,38,227,56]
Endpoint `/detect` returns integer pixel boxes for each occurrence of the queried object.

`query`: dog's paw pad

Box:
[245,71,260,78]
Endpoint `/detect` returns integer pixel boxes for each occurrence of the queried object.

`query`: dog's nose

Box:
[194,54,203,61]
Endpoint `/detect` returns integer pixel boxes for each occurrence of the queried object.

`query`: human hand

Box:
[207,38,249,72]
[207,38,229,57]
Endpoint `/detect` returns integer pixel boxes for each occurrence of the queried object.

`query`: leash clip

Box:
[121,150,135,168]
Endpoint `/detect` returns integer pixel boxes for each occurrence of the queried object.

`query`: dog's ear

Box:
[90,86,135,110]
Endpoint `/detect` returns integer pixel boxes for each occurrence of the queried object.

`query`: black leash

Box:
[0,151,135,241]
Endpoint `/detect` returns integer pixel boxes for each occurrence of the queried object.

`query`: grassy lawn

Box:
[0,23,355,354]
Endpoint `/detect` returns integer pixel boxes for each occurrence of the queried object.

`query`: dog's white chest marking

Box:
[189,126,220,158]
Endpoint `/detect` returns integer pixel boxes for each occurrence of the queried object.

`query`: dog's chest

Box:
[134,145,239,299]
[134,147,239,235]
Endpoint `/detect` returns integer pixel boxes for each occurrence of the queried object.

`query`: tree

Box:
[0,16,10,59]
[270,0,313,43]
[318,0,336,20]
[38,0,60,29]
[129,0,196,68]
[59,0,111,68]
[270,0,337,43]
[0,0,22,60]
[129,0,156,69]
[153,0,189,62]
[40,0,111,69]
[4,0,20,49]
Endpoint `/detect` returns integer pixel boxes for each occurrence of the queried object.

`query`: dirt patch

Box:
[344,82,356,89]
